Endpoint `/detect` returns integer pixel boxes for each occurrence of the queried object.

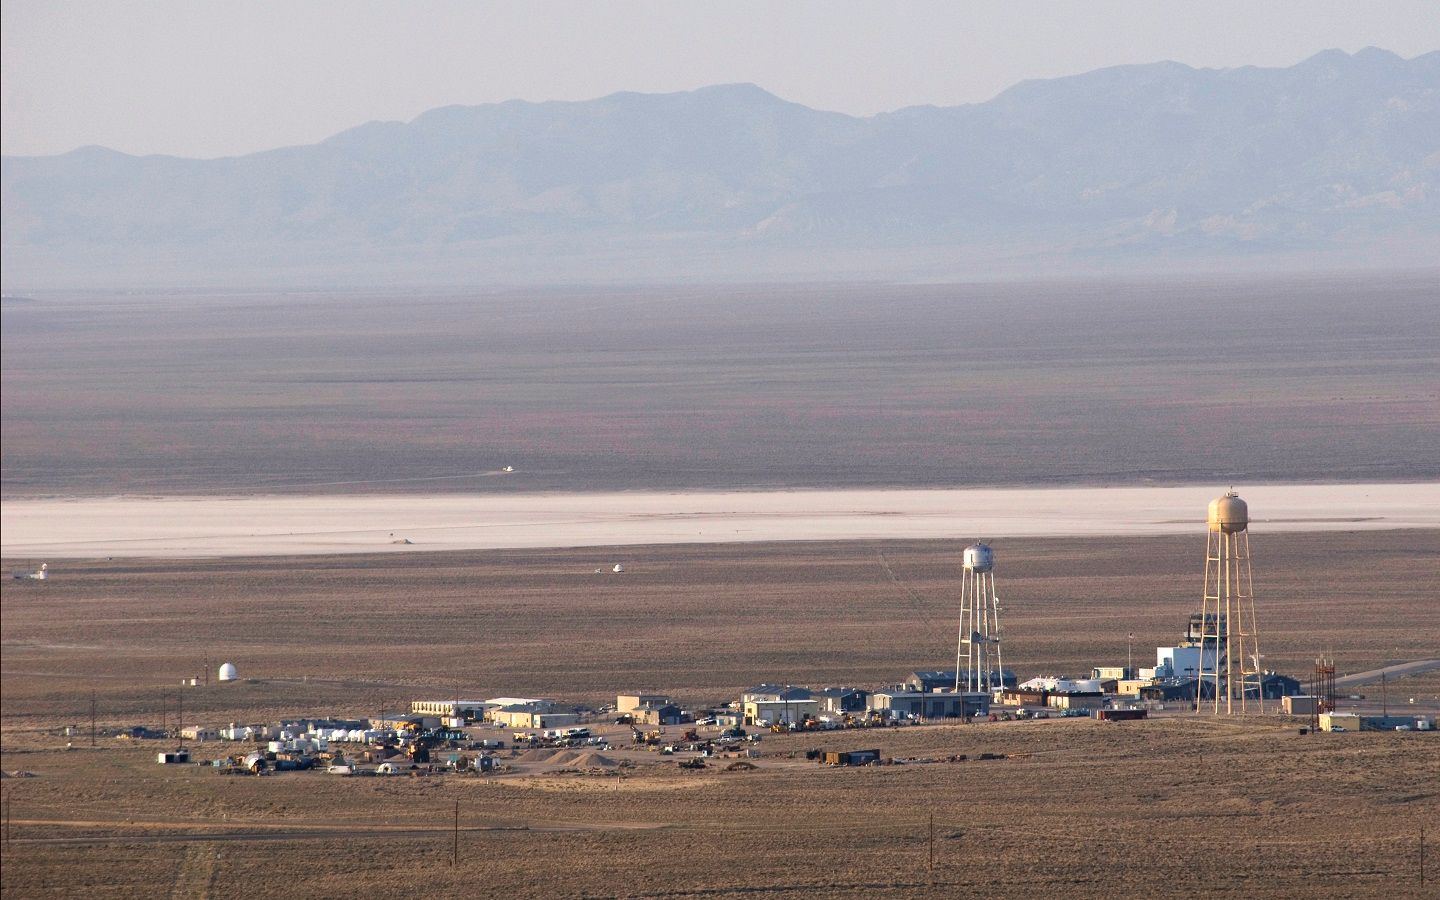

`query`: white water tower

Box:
[217,662,238,682]
[955,542,1005,694]
[1196,490,1264,714]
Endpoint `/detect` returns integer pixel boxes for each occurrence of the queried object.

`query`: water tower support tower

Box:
[1197,491,1264,714]
[955,543,1004,694]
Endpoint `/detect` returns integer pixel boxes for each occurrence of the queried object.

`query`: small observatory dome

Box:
[1207,491,1249,533]
[962,543,995,572]
[217,662,238,682]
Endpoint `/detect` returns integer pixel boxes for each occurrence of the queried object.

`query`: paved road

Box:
[1333,659,1440,691]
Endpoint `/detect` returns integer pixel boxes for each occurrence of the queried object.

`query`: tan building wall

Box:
[1046,693,1105,710]
[617,694,671,712]
[493,709,580,729]
[411,700,490,719]
[1115,679,1153,697]
[744,699,819,725]
[1283,695,1319,716]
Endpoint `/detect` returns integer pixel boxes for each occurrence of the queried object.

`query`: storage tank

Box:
[1207,491,1249,533]
[962,543,994,573]
[217,662,238,682]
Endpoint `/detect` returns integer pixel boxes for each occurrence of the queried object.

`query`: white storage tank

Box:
[1207,491,1249,533]
[962,543,994,572]
[218,662,238,682]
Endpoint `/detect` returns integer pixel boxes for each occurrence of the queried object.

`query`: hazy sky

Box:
[4,1,1438,158]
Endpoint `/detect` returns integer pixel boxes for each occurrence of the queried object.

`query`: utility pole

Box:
[177,692,184,746]
[90,690,97,747]
[1381,671,1388,717]
[4,792,11,847]
[452,799,460,867]
[927,812,935,877]
[1421,823,1426,888]
[1127,632,1134,677]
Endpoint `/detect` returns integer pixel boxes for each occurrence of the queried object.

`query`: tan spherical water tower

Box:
[1197,490,1264,714]
[954,542,1005,695]
[1207,492,1249,533]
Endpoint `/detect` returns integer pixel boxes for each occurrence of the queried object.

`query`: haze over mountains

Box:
[3,47,1437,288]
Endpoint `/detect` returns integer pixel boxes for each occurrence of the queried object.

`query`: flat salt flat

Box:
[3,482,1437,558]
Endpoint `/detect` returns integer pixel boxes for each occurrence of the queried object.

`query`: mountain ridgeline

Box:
[3,48,1437,286]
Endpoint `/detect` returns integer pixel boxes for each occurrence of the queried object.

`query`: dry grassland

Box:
[3,530,1437,724]
[6,277,1438,496]
[2,529,1438,897]
[1,719,1436,898]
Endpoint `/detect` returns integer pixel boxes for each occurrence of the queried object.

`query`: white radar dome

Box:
[1207,491,1249,534]
[218,662,238,682]
[962,543,994,572]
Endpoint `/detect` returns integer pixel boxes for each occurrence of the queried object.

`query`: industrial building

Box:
[616,693,672,713]
[742,685,812,704]
[813,687,869,715]
[903,670,1015,693]
[1319,712,1436,732]
[410,699,491,720]
[744,697,820,726]
[489,704,577,729]
[1137,673,1300,703]
[998,678,1106,710]
[631,703,685,726]
[478,698,553,724]
[868,689,989,719]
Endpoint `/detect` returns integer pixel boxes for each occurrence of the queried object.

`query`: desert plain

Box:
[3,277,1439,897]
[3,529,1439,898]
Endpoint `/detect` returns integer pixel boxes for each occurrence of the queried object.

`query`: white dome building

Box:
[217,662,238,682]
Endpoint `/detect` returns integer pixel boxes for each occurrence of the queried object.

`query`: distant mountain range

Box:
[4,47,1437,287]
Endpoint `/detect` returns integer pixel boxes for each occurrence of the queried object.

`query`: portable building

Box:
[822,749,881,766]
[1283,695,1319,716]
[1096,708,1147,721]
[1319,713,1362,732]
[179,726,219,742]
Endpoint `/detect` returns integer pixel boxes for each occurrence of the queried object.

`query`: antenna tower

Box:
[1313,655,1337,729]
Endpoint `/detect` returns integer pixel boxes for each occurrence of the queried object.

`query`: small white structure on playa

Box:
[612,564,624,573]
[218,662,238,682]
[13,563,47,580]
